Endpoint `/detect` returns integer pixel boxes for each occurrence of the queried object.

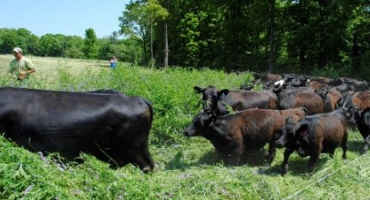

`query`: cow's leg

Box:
[342,132,348,159]
[308,139,323,171]
[127,142,154,173]
[281,148,293,175]
[329,149,335,158]
[223,140,244,166]
[308,153,319,171]
[307,143,321,171]
[141,141,155,171]
[267,141,276,166]
[363,135,370,153]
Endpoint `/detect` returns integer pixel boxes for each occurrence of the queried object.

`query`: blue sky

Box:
[0,0,129,38]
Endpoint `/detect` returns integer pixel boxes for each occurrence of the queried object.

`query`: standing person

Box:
[109,56,118,69]
[9,47,36,80]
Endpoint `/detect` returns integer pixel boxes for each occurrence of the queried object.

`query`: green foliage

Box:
[148,0,369,77]
[83,28,99,59]
[0,28,40,55]
[0,56,369,199]
[0,28,143,64]
[39,34,64,57]
[119,0,168,65]
[98,37,144,64]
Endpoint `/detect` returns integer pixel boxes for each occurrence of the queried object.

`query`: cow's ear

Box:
[218,89,230,98]
[194,86,204,94]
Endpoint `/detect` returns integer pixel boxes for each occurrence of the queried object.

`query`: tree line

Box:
[120,0,369,79]
[0,28,143,64]
[0,0,369,80]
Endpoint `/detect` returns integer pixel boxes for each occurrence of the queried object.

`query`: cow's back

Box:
[227,91,277,110]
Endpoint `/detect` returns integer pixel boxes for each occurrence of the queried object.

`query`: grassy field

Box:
[0,54,369,200]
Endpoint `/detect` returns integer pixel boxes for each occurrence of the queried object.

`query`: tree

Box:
[268,0,276,72]
[84,28,98,59]
[144,0,168,66]
[119,0,168,66]
[0,31,18,54]
[64,36,84,58]
[39,34,64,56]
[119,1,149,63]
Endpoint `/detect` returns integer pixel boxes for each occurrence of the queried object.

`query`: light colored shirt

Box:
[9,57,34,76]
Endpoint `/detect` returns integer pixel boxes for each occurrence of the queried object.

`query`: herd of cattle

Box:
[0,72,370,175]
[185,73,370,174]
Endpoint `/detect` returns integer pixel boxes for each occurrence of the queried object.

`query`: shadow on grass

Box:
[347,140,365,154]
[260,155,329,176]
[165,149,268,170]
[165,151,191,171]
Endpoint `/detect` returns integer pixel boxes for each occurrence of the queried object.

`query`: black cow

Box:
[0,87,154,172]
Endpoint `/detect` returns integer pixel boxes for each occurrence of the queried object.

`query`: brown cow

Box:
[194,86,278,115]
[275,108,354,174]
[184,107,306,165]
[277,87,324,114]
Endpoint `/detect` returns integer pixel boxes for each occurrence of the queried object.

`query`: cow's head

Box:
[194,86,230,114]
[358,108,370,128]
[316,87,329,100]
[294,123,311,157]
[337,93,359,124]
[184,111,214,137]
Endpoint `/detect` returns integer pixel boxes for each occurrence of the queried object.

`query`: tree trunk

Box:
[150,17,154,67]
[268,0,276,73]
[164,22,169,68]
[142,36,147,64]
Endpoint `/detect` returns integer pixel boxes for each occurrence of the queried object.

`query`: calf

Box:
[194,86,278,115]
[184,108,306,165]
[275,108,353,174]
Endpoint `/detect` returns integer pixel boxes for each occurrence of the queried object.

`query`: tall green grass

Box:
[0,59,369,199]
